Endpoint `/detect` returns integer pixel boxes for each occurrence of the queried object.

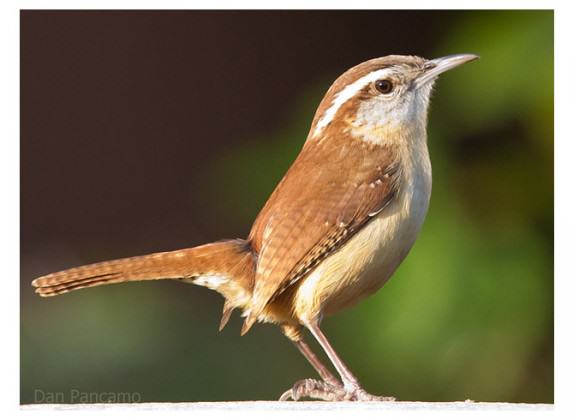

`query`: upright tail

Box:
[31,239,256,329]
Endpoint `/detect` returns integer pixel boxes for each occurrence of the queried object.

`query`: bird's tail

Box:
[31,239,256,330]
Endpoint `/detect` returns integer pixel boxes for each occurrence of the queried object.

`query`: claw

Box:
[279,389,294,402]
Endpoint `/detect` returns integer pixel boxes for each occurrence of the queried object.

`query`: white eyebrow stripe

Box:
[312,68,393,138]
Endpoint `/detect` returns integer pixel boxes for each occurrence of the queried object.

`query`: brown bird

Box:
[32,53,478,402]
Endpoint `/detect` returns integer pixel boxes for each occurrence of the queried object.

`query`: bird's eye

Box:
[374,79,394,94]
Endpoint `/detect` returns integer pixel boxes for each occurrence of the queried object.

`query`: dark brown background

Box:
[21,10,449,255]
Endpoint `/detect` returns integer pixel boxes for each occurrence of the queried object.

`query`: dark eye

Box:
[374,79,394,94]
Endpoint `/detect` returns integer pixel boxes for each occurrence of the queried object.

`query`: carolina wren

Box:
[32,53,478,402]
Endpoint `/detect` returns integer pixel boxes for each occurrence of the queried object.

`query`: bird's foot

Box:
[352,388,396,402]
[279,379,346,401]
[279,378,395,402]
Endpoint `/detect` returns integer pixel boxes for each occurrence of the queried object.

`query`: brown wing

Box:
[242,136,402,333]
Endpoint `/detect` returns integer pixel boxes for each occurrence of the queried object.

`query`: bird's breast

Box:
[291,145,432,322]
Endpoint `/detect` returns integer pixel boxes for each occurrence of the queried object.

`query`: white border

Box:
[3,2,567,420]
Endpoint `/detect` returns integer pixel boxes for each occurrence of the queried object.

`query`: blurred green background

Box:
[21,10,553,403]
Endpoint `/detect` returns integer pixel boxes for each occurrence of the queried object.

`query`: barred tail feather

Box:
[31,239,256,306]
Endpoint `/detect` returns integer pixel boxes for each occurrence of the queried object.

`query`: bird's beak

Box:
[413,53,479,89]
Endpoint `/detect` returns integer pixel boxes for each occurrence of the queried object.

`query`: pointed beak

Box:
[413,53,479,89]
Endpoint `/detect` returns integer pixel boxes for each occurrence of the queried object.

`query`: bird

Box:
[32,53,478,402]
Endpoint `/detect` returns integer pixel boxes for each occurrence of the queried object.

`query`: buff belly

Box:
[290,166,431,322]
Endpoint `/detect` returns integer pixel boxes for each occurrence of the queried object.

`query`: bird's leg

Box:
[305,321,360,390]
[280,325,347,401]
[281,322,394,401]
[292,339,342,385]
[281,324,341,386]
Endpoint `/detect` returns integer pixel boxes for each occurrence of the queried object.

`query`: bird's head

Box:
[310,54,478,145]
